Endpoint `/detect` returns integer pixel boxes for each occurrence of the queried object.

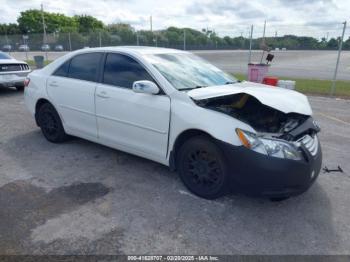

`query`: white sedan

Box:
[24,47,322,200]
[0,52,31,91]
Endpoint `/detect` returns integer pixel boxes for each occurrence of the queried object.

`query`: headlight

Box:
[236,129,303,161]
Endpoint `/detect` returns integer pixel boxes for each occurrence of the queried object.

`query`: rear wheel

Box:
[37,103,68,143]
[177,136,229,199]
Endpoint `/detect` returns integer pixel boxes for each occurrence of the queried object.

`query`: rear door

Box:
[47,52,103,138]
[95,53,171,161]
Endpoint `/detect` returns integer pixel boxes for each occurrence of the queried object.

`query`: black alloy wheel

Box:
[177,136,229,199]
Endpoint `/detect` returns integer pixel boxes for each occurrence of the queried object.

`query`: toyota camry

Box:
[24,47,322,200]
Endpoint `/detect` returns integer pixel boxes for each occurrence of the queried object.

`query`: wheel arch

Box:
[169,129,214,171]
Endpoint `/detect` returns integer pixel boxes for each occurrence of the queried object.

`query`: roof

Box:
[74,46,186,56]
[37,46,188,76]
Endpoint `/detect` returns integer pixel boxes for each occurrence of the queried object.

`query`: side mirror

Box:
[132,80,160,95]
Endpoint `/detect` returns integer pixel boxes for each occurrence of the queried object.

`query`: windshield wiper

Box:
[181,85,208,91]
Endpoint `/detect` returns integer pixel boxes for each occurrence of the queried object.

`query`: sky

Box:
[0,0,349,39]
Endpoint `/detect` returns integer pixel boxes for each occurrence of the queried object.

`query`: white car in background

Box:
[24,47,322,200]
[18,44,30,52]
[41,44,51,51]
[0,52,31,91]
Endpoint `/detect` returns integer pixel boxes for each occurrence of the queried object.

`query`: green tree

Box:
[107,23,136,44]
[319,37,328,49]
[327,38,339,49]
[17,9,77,34]
[163,27,181,46]
[87,30,114,47]
[57,31,86,50]
[137,30,157,46]
[0,23,21,35]
[74,15,104,33]
[343,37,350,50]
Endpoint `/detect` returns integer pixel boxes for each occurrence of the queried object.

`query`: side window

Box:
[103,53,154,88]
[68,53,102,82]
[53,60,70,77]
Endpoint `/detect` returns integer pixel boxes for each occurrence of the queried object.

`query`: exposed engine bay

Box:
[194,93,320,141]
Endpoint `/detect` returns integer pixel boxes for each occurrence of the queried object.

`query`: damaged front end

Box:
[195,93,320,142]
[194,93,322,166]
[190,87,322,197]
[194,93,322,197]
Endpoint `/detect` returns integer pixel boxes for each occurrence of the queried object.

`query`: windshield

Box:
[145,53,237,90]
[0,52,12,59]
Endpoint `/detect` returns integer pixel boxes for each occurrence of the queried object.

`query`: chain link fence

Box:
[1,22,349,52]
[0,31,253,52]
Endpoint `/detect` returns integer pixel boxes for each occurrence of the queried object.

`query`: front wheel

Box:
[37,103,68,143]
[177,136,229,199]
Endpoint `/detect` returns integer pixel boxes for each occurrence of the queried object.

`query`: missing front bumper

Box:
[216,139,322,198]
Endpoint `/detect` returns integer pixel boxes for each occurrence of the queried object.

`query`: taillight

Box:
[24,77,30,87]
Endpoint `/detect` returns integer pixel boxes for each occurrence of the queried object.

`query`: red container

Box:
[263,76,279,86]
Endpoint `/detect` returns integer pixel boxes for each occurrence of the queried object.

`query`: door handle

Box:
[96,91,110,99]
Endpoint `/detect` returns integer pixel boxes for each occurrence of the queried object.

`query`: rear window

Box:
[67,53,103,82]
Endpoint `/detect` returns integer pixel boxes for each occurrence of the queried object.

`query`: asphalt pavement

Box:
[0,88,349,255]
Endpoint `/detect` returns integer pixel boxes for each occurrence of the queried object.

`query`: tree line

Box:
[0,9,349,50]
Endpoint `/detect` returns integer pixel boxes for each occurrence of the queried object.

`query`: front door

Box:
[95,53,170,161]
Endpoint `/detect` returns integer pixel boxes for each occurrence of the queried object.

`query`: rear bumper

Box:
[0,72,30,87]
[217,139,322,198]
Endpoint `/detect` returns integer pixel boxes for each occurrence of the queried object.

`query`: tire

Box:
[37,103,68,143]
[15,85,24,91]
[177,136,229,199]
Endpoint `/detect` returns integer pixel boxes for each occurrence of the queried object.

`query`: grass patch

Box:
[233,73,350,98]
[26,60,52,67]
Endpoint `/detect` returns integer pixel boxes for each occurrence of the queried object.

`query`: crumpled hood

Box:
[187,81,312,115]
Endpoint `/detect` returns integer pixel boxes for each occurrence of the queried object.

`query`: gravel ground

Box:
[0,88,349,255]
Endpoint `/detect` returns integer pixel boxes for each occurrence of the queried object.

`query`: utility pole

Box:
[41,3,47,44]
[260,20,267,63]
[183,29,186,50]
[150,15,153,32]
[68,32,72,51]
[99,31,102,47]
[136,32,140,46]
[248,25,254,64]
[5,29,9,45]
[330,21,347,96]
